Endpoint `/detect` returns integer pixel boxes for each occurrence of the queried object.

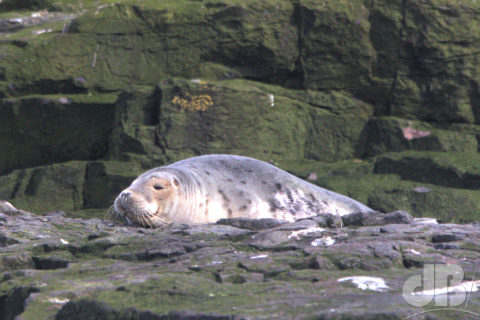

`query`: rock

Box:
[433,243,461,250]
[0,286,40,320]
[342,210,413,226]
[152,78,372,164]
[216,217,288,230]
[431,233,464,243]
[44,210,68,217]
[273,219,319,231]
[0,95,117,175]
[0,160,138,214]
[3,1,480,316]
[54,299,121,320]
[309,256,336,270]
[0,0,53,11]
[360,117,478,157]
[31,256,70,270]
[0,1,479,224]
[0,201,18,215]
[402,252,447,268]
[244,230,297,251]
[82,161,138,209]
[180,224,252,239]
[1,205,480,319]
[373,151,480,190]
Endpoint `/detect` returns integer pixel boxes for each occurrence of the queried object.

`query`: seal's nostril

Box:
[121,191,132,199]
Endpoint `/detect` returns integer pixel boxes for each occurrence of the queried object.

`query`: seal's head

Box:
[113,170,181,228]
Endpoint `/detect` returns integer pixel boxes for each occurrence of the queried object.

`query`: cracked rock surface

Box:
[1,207,480,319]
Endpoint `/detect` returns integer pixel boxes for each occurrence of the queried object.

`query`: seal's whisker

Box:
[105,204,126,224]
[139,216,145,228]
[142,214,152,228]
[148,216,157,229]
[147,214,161,227]
[151,214,169,228]
[134,166,141,177]
[140,214,149,228]
[107,205,116,217]
[145,214,155,228]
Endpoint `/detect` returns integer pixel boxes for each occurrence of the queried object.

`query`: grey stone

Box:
[216,217,288,230]
[342,210,413,227]
[431,233,464,243]
[2,204,480,320]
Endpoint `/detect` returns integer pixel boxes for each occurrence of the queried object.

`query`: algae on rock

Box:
[2,0,480,221]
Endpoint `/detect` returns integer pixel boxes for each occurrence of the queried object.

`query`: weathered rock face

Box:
[1,2,480,219]
[4,1,480,319]
[2,208,480,319]
[0,94,117,175]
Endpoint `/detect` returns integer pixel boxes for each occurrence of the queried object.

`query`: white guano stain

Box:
[405,248,421,255]
[337,276,389,292]
[48,298,70,304]
[288,227,325,240]
[32,29,53,35]
[250,254,268,260]
[413,217,438,224]
[310,236,335,247]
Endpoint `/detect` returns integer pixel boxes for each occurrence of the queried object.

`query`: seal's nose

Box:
[120,191,132,200]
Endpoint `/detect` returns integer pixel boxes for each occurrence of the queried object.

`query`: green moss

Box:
[0,22,61,43]
[152,78,372,163]
[360,117,480,157]
[299,0,374,93]
[83,273,331,316]
[279,155,480,222]
[65,209,107,220]
[82,161,138,210]
[0,161,87,214]
[374,151,480,189]
[367,181,480,223]
[0,95,116,175]
[1,0,299,92]
[14,298,63,320]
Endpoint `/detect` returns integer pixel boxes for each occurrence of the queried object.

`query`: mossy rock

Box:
[3,0,480,122]
[366,0,480,122]
[83,161,138,209]
[0,94,117,175]
[367,181,480,223]
[0,160,138,214]
[153,78,373,163]
[109,79,373,164]
[0,161,87,214]
[374,151,480,189]
[281,156,480,222]
[360,117,479,157]
[156,78,309,162]
[298,0,374,93]
[317,172,480,223]
[109,86,165,163]
[0,0,54,11]
[5,1,300,93]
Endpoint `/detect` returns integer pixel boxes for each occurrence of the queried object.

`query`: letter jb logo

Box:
[403,264,466,307]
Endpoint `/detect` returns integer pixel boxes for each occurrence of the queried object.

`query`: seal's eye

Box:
[153,185,164,190]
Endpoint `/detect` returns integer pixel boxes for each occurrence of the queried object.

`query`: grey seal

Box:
[113,154,372,228]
